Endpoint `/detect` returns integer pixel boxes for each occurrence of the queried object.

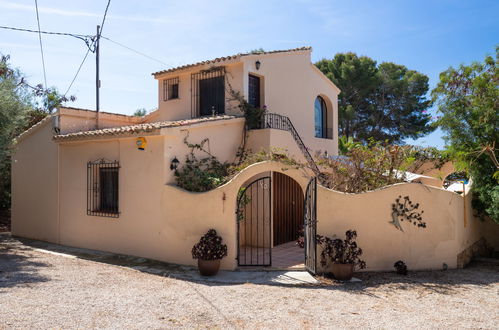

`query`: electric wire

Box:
[98,0,111,37]
[0,25,94,50]
[0,25,92,39]
[64,47,92,96]
[34,0,48,95]
[101,36,170,66]
[64,0,109,97]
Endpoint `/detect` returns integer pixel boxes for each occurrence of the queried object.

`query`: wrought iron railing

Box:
[256,112,321,176]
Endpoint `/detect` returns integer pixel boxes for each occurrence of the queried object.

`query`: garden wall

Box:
[160,162,311,270]
[317,182,497,272]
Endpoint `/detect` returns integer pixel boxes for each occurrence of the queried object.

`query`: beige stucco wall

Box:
[246,129,306,162]
[317,182,494,272]
[11,120,59,242]
[156,62,244,122]
[162,118,246,184]
[57,107,143,135]
[57,135,167,260]
[241,52,339,156]
[12,120,498,272]
[160,162,310,269]
[154,50,339,157]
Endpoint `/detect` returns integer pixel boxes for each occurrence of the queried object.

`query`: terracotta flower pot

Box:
[197,259,221,276]
[332,263,354,281]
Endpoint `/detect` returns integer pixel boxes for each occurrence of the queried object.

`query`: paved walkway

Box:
[272,241,305,269]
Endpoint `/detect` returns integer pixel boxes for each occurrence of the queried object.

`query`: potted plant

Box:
[317,230,366,281]
[191,229,228,276]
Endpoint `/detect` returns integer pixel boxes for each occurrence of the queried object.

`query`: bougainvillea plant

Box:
[316,230,366,270]
[191,229,228,261]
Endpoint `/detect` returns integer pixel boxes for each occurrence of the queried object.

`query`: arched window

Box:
[314,96,327,138]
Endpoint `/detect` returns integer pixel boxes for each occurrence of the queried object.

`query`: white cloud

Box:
[0,0,168,23]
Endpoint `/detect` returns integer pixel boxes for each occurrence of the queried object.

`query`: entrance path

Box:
[272,241,305,269]
[1,233,498,329]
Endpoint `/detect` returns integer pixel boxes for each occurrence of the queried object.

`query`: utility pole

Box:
[95,25,100,129]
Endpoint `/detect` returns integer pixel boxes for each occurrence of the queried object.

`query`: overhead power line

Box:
[34,0,48,106]
[0,25,94,50]
[99,0,111,37]
[101,36,170,66]
[0,25,92,39]
[64,47,92,96]
[35,0,49,111]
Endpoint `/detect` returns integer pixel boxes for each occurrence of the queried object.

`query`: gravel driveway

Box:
[1,234,498,329]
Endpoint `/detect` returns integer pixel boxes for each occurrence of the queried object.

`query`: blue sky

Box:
[1,0,497,148]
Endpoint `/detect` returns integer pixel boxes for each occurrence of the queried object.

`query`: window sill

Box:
[87,211,120,218]
[163,97,181,102]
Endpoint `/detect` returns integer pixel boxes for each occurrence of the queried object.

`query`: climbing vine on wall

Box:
[174,132,304,192]
[389,195,426,231]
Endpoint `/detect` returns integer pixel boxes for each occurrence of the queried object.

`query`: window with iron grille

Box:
[191,67,225,117]
[87,160,120,218]
[163,77,179,101]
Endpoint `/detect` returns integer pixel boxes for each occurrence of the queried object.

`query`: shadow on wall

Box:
[0,234,50,289]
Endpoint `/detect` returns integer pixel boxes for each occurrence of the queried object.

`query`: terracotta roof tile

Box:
[152,47,312,77]
[53,115,238,141]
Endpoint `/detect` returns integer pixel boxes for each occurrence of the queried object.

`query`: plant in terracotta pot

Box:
[191,229,228,276]
[317,230,366,281]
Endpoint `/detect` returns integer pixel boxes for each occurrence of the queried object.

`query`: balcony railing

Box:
[252,112,321,176]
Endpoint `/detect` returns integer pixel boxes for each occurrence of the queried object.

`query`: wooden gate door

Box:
[273,172,304,246]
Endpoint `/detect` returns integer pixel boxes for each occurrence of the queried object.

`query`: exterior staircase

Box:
[257,112,321,177]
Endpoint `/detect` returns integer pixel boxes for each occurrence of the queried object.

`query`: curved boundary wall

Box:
[13,156,499,272]
[161,161,498,271]
[318,183,498,272]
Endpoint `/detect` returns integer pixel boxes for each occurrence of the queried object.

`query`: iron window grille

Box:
[87,159,120,218]
[163,77,179,101]
[191,67,226,118]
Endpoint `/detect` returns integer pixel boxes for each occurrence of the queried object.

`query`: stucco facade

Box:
[11,47,497,273]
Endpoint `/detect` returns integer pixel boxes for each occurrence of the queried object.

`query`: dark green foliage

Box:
[316,53,433,143]
[242,103,265,129]
[0,54,74,213]
[0,55,31,211]
[394,260,408,275]
[470,158,498,222]
[174,136,231,192]
[316,230,366,270]
[432,47,498,223]
[191,229,228,260]
[133,108,147,116]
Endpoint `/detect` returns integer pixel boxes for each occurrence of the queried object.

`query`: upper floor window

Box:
[163,77,179,101]
[191,67,225,117]
[87,160,120,218]
[314,96,329,138]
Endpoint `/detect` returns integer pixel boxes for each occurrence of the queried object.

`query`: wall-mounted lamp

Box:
[170,156,179,171]
[255,60,261,70]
